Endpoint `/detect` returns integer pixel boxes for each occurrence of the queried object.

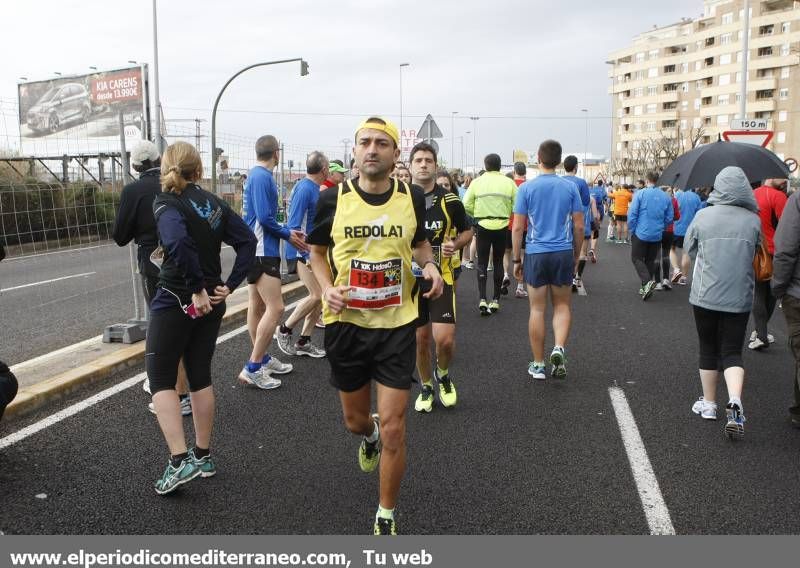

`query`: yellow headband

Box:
[355,117,399,147]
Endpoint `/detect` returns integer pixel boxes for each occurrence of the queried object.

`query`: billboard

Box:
[17,65,149,142]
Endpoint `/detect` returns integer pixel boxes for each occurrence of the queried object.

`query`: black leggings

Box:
[631,235,660,285]
[660,231,673,281]
[476,225,507,301]
[751,278,777,343]
[693,305,749,371]
[145,302,226,394]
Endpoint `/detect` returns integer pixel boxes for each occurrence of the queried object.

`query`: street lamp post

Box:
[581,109,589,178]
[152,0,163,152]
[211,58,309,193]
[451,111,458,168]
[469,117,479,172]
[340,138,350,168]
[740,0,750,120]
[462,133,469,171]
[399,63,410,157]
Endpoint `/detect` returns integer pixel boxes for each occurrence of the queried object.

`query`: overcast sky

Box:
[2,0,704,170]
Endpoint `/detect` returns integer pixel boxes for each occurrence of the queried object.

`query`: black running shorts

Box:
[417,283,456,326]
[324,322,416,392]
[247,256,281,284]
[615,214,628,222]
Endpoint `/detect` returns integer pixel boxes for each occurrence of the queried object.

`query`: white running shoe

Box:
[691,397,718,420]
[749,331,775,344]
[263,356,293,374]
[238,367,282,390]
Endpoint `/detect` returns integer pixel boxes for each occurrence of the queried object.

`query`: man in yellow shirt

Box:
[308,117,443,535]
[463,154,518,314]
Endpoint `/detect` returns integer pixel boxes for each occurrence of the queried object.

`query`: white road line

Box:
[0,298,304,451]
[3,244,113,261]
[0,272,96,292]
[608,386,676,535]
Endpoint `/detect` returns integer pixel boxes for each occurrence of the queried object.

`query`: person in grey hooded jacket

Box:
[771,187,800,427]
[684,166,761,439]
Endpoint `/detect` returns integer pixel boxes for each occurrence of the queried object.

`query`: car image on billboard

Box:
[17,66,148,140]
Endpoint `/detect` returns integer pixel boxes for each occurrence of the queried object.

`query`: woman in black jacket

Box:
[147,141,255,495]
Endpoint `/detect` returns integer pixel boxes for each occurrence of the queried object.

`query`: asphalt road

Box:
[2,232,800,535]
[0,243,237,365]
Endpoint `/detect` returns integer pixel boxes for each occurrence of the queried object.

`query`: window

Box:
[634,123,642,132]
[705,37,716,47]
[636,52,645,62]
[758,47,774,57]
[722,12,733,25]
[694,98,701,110]
[681,119,688,130]
[782,67,791,78]
[648,67,658,78]
[720,53,732,65]
[782,44,791,56]
[757,68,775,78]
[721,33,733,45]
[718,94,730,105]
[663,101,678,110]
[635,70,645,80]
[778,132,787,143]
[736,93,742,103]
[664,82,679,92]
[702,96,712,106]
[682,82,690,93]
[717,115,729,126]
[646,103,657,114]
[634,105,643,116]
[635,87,644,97]
[682,63,689,73]
[682,100,689,111]
[755,111,773,119]
[664,64,676,74]
[779,110,788,122]
[783,22,791,34]
[719,74,731,86]
[704,117,712,126]
[736,72,743,82]
[647,85,658,96]
[780,88,789,100]
[616,142,622,152]
[759,25,775,36]
[705,56,715,66]
[696,61,703,71]
[663,120,677,128]
[694,117,703,128]
[649,49,660,60]
[756,89,775,100]
[646,121,657,132]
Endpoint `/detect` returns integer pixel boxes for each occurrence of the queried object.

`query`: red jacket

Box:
[754,185,788,254]
[666,196,681,233]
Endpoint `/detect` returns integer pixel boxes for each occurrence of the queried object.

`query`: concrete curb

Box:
[5,280,308,420]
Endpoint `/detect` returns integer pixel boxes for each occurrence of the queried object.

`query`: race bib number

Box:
[348,258,403,310]
[412,246,441,278]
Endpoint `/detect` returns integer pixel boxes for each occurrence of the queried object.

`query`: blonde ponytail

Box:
[160,141,203,194]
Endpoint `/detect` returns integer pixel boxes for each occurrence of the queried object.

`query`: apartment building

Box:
[608,0,800,171]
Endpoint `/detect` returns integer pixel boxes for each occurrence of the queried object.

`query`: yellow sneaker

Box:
[414,384,435,413]
[436,370,457,408]
[358,415,381,473]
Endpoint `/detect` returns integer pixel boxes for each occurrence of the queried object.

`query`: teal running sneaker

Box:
[189,448,217,478]
[154,456,201,495]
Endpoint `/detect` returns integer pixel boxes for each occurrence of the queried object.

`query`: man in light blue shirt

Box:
[670,188,702,285]
[627,171,674,300]
[511,140,584,381]
[275,151,329,359]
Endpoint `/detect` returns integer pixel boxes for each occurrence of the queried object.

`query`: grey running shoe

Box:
[295,341,326,358]
[148,395,192,416]
[263,356,293,374]
[276,330,297,356]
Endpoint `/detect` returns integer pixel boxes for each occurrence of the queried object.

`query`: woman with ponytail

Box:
[147,141,256,495]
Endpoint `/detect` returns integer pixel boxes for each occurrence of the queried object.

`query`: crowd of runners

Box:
[27,115,791,535]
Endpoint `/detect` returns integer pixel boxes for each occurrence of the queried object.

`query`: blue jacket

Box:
[674,190,702,237]
[628,186,673,242]
[242,165,289,257]
[285,177,320,261]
